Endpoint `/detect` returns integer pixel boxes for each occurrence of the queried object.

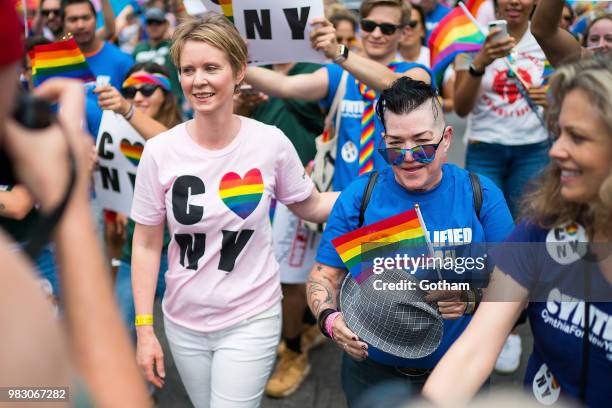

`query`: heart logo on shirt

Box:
[219,168,264,219]
[119,139,144,166]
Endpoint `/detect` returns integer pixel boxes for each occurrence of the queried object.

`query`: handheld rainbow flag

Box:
[541,59,554,86]
[428,0,486,86]
[200,0,234,22]
[332,208,430,284]
[30,37,95,86]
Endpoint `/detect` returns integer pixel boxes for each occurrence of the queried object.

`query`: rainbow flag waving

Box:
[332,208,429,284]
[30,37,95,87]
[200,0,234,22]
[428,0,486,86]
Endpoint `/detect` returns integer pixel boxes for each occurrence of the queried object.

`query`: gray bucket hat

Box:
[339,269,443,359]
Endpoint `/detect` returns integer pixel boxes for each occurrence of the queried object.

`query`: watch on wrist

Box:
[468,63,485,77]
[333,44,349,63]
[464,289,477,315]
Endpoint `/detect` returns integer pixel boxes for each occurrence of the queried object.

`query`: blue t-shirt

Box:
[85,42,134,138]
[321,62,432,191]
[317,164,514,367]
[493,221,612,407]
[425,3,452,42]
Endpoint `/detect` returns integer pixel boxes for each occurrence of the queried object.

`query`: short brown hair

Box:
[170,13,247,78]
[359,0,412,26]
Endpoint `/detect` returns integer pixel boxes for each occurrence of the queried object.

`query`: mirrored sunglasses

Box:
[378,134,445,165]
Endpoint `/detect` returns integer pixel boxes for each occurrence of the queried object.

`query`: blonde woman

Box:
[130,14,337,407]
[424,57,612,407]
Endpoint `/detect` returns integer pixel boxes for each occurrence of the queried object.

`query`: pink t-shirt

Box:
[131,116,313,333]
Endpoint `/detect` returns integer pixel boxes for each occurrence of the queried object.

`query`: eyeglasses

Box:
[146,19,165,26]
[406,20,419,29]
[360,19,403,35]
[121,84,162,98]
[42,8,60,17]
[378,130,446,165]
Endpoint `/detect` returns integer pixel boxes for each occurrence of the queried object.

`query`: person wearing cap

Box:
[133,8,182,105]
[307,78,514,406]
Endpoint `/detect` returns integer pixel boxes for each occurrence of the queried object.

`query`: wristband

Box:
[318,308,337,338]
[325,312,341,339]
[123,103,135,121]
[135,314,154,326]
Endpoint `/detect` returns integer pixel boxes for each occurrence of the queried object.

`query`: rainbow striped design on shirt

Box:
[219,168,264,219]
[30,37,95,86]
[332,208,428,284]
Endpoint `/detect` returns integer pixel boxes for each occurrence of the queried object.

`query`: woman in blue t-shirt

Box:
[423,57,612,407]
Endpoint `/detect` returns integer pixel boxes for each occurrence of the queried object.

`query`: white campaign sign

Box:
[198,0,325,65]
[93,110,146,215]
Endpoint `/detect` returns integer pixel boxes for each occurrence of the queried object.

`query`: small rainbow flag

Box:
[541,59,554,86]
[332,208,429,284]
[428,0,486,86]
[30,37,95,86]
[202,0,234,23]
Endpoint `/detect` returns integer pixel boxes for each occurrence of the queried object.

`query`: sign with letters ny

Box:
[93,111,145,216]
[197,0,326,65]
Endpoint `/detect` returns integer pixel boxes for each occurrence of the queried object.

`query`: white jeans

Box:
[164,302,281,408]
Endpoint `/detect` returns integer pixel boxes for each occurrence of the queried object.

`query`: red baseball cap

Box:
[0,0,24,67]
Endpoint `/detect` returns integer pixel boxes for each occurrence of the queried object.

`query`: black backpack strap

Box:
[358,171,379,228]
[469,172,483,221]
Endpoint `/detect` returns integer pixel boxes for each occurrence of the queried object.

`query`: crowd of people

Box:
[1,0,611,407]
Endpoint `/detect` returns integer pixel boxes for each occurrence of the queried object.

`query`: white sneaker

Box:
[495,334,522,374]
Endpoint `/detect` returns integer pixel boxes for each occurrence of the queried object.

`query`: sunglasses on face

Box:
[121,84,161,99]
[360,19,403,35]
[406,20,419,29]
[42,8,60,17]
[378,131,446,165]
[146,19,165,26]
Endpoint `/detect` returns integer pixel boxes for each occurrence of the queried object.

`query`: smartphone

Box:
[488,20,508,41]
[239,84,259,96]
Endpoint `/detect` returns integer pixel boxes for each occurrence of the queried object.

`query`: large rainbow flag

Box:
[30,37,95,86]
[332,208,429,284]
[428,0,486,86]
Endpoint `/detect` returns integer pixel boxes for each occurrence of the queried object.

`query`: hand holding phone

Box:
[488,20,508,42]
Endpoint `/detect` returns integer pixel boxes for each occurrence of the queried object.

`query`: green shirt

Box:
[251,63,324,166]
[120,219,171,263]
[133,40,182,103]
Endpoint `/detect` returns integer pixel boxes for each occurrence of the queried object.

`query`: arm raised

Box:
[531,0,582,67]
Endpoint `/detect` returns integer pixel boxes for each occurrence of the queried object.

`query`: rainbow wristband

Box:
[135,314,154,326]
[325,312,341,339]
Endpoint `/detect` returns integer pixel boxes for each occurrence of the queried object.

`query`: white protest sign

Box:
[184,0,207,15]
[199,0,326,65]
[93,110,145,215]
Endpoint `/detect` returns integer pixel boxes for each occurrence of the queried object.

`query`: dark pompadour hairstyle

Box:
[375,77,441,132]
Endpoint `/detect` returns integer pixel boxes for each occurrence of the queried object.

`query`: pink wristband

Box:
[325,311,341,339]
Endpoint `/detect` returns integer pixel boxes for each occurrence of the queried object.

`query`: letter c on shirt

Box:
[172,175,205,225]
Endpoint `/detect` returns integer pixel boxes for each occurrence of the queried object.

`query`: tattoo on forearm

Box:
[0,202,5,211]
[307,264,342,316]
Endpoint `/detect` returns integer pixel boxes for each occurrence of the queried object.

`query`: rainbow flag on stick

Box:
[201,0,234,23]
[332,208,432,284]
[428,0,486,86]
[30,37,95,86]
